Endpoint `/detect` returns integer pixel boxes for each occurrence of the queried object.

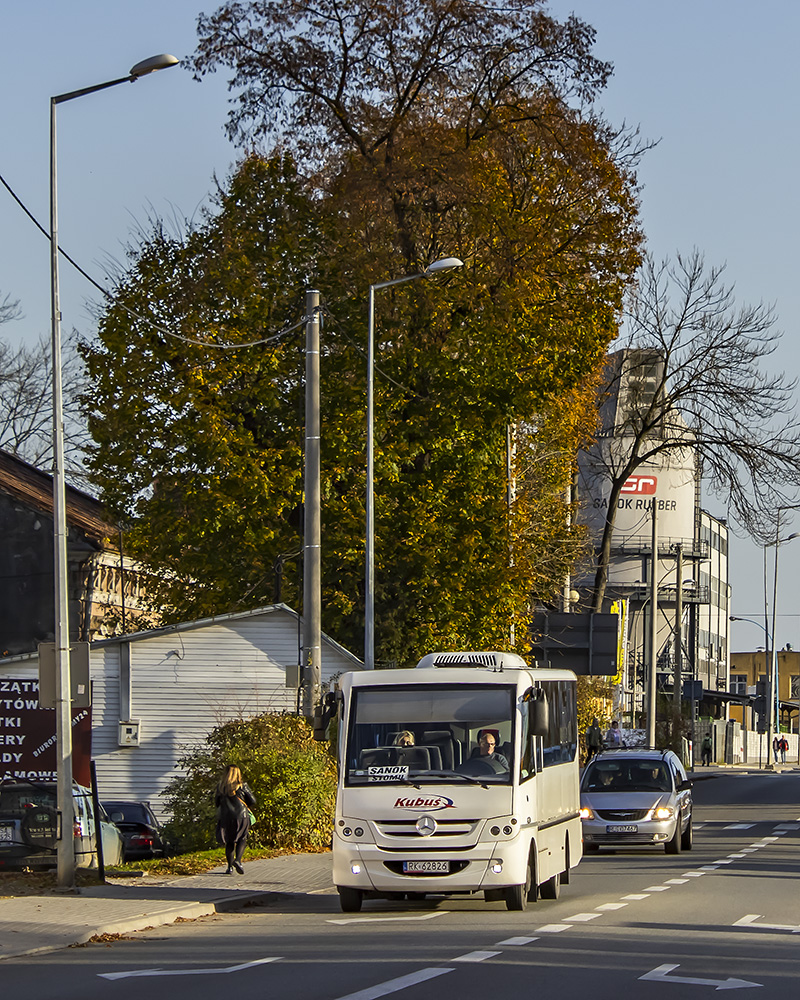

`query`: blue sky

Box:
[1,2,799,651]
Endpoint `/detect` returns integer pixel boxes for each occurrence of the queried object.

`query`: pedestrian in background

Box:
[701,733,712,766]
[585,718,603,760]
[215,765,256,875]
[779,735,788,763]
[772,735,780,763]
[605,720,622,749]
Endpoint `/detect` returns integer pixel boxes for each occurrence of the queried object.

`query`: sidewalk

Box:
[0,851,335,962]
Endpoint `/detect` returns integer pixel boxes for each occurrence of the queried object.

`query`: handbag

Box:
[236,788,256,826]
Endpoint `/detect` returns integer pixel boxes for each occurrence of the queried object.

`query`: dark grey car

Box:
[580,749,693,854]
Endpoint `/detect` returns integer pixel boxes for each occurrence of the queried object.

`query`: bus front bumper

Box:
[333,841,524,893]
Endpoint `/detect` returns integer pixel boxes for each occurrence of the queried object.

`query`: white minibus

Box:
[331,651,581,912]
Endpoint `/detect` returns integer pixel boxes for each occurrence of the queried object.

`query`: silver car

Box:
[0,779,125,870]
[580,749,693,854]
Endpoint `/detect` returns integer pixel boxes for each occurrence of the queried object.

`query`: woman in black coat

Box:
[215,765,256,874]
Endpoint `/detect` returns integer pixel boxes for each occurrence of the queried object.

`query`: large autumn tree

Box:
[82,1,643,663]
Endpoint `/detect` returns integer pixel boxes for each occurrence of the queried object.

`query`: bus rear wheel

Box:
[338,886,363,912]
[540,872,561,900]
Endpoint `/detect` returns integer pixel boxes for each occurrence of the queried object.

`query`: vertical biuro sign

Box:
[0,678,92,787]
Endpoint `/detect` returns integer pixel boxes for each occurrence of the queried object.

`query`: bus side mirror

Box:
[313,691,337,741]
[530,693,549,737]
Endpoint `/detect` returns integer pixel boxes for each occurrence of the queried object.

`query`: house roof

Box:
[0,603,364,670]
[0,449,116,544]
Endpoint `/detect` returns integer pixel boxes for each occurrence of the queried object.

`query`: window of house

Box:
[730,674,748,696]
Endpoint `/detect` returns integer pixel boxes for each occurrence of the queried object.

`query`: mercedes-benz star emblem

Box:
[416,815,437,837]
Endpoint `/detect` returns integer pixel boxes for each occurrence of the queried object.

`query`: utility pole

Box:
[672,543,683,713]
[302,290,321,719]
[647,500,658,747]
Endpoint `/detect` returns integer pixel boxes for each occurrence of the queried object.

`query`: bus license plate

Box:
[0,824,14,843]
[403,860,449,874]
[606,824,637,834]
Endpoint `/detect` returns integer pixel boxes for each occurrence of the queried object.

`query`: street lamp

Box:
[729,615,772,751]
[364,257,463,669]
[50,53,178,889]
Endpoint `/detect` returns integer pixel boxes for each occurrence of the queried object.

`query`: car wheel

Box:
[665,821,682,854]
[680,815,693,851]
[338,886,363,912]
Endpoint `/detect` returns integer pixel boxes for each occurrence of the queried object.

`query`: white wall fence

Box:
[695,719,799,767]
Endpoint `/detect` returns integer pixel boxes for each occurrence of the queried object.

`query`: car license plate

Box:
[402,860,449,874]
[606,824,637,834]
[0,824,14,843]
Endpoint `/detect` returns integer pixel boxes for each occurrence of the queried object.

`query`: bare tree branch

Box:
[582,250,800,610]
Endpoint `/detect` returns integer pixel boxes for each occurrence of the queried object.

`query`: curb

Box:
[0,890,277,962]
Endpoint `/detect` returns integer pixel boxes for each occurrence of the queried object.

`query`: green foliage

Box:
[83,1,645,664]
[162,713,337,853]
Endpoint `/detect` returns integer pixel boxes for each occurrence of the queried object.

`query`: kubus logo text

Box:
[394,795,455,811]
[621,474,657,495]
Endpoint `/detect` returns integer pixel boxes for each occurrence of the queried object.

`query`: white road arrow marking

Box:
[639,963,761,990]
[734,913,800,934]
[99,957,280,980]
[327,911,448,925]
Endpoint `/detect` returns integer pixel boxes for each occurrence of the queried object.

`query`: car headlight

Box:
[653,806,674,820]
[580,806,594,820]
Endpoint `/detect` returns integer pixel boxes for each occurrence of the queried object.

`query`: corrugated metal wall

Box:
[1,609,360,820]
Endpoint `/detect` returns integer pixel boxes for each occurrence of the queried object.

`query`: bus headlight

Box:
[491,860,503,874]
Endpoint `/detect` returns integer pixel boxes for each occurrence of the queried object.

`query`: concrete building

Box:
[576,349,731,726]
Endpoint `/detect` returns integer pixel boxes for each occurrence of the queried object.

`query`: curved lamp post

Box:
[50,54,178,888]
[763,528,799,765]
[365,258,463,669]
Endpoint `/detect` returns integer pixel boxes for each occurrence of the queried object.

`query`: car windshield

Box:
[584,760,671,793]
[345,684,515,785]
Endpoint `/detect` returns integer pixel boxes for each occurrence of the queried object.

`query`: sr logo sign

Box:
[621,474,657,495]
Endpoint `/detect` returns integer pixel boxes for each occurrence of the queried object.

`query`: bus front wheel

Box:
[338,886,363,912]
[505,860,533,911]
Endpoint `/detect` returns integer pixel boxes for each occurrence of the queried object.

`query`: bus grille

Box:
[375,818,480,839]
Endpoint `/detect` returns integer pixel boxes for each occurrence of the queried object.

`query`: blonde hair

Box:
[394,730,415,747]
[217,765,243,797]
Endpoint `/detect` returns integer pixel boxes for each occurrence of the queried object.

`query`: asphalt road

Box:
[6,771,799,999]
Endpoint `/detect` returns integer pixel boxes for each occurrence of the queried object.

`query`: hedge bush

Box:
[162,713,337,853]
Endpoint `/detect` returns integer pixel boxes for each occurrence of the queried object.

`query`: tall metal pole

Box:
[365,285,376,670]
[363,259,462,670]
[672,543,683,715]
[50,95,75,889]
[302,290,321,717]
[48,56,177,888]
[647,500,659,747]
[768,518,781,767]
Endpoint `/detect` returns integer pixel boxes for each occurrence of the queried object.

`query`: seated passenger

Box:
[393,730,415,748]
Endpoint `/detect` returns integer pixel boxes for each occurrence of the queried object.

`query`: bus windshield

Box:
[345,684,515,785]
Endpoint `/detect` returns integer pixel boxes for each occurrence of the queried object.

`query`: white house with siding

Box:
[0,604,362,819]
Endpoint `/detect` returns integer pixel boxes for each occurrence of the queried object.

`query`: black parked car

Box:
[102,800,169,861]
